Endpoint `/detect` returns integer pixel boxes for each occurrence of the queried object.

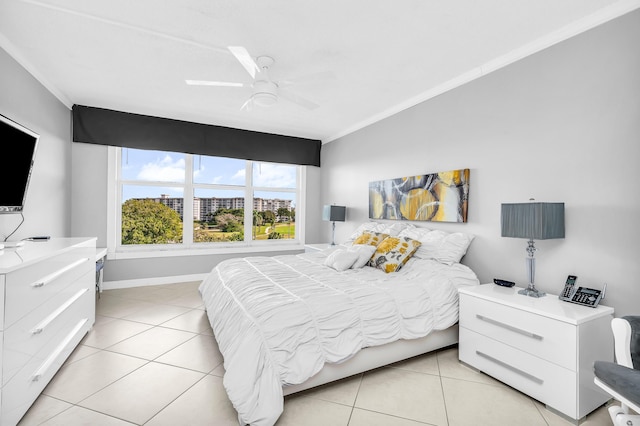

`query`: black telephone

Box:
[559,275,606,308]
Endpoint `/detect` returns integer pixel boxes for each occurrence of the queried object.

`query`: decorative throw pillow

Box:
[369,236,422,273]
[347,244,377,268]
[352,232,390,247]
[323,249,359,271]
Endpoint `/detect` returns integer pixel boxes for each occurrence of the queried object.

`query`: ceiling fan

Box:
[186,46,331,111]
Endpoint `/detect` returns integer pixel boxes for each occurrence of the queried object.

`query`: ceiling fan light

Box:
[253,92,278,107]
[252,79,278,107]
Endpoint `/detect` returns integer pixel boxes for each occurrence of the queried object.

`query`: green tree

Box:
[253,210,264,238]
[214,208,244,218]
[277,207,291,221]
[122,199,182,244]
[215,212,243,232]
[262,210,276,226]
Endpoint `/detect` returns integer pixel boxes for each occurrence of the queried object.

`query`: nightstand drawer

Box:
[460,294,576,370]
[460,327,576,417]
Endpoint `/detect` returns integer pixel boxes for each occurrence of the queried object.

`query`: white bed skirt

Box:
[283,324,458,396]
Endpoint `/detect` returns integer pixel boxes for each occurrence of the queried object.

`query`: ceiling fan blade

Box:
[240,97,254,111]
[279,70,336,88]
[228,46,260,79]
[279,88,319,110]
[185,80,245,87]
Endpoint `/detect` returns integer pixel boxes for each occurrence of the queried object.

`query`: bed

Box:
[199,223,479,426]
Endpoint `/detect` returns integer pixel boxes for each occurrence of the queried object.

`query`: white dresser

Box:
[459,283,614,422]
[0,238,96,425]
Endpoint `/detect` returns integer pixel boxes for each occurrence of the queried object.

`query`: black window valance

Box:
[72,105,321,167]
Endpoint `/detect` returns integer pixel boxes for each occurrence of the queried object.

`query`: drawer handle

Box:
[476,314,543,340]
[476,351,544,385]
[31,258,90,288]
[32,318,88,382]
[31,288,88,334]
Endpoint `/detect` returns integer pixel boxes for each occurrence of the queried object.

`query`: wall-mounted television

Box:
[0,113,39,213]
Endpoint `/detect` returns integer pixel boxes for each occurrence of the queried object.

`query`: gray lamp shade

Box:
[501,202,565,240]
[323,205,346,222]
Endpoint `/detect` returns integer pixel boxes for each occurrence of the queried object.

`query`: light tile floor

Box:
[18,281,617,426]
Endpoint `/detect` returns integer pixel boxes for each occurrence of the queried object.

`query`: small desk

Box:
[95,247,107,295]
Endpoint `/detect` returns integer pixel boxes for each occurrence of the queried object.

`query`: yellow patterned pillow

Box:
[369,236,422,273]
[352,232,390,247]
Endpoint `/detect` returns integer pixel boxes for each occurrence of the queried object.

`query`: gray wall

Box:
[0,48,72,240]
[319,10,640,317]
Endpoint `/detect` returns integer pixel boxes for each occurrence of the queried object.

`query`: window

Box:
[110,147,304,255]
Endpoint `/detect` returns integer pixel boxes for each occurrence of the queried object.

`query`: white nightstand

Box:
[304,243,333,253]
[458,283,614,422]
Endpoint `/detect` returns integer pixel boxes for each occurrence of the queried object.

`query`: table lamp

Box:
[501,201,565,297]
[323,205,346,246]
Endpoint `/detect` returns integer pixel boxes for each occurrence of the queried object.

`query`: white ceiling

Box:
[1,0,638,143]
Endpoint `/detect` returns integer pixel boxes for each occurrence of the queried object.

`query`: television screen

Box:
[0,114,39,213]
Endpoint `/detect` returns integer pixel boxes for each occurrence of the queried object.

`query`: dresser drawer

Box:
[1,315,91,426]
[4,248,93,328]
[2,273,93,386]
[459,327,577,418]
[459,294,576,370]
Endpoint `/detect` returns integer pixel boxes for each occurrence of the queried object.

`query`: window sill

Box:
[106,242,306,260]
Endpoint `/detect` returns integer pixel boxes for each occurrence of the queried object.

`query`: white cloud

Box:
[137,155,185,182]
[193,164,205,181]
[253,163,296,188]
[207,169,244,185]
[231,168,246,182]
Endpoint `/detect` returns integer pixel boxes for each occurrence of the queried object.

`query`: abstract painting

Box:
[369,169,470,222]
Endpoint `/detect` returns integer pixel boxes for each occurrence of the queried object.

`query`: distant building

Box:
[156,194,185,217]
[139,195,292,220]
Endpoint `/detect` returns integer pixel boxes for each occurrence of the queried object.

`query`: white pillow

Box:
[397,227,432,241]
[323,249,359,271]
[347,244,377,268]
[399,228,474,265]
[378,222,416,236]
[345,222,382,243]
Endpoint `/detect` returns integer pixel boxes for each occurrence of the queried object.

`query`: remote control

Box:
[493,278,515,287]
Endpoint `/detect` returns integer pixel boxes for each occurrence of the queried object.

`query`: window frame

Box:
[106,146,306,259]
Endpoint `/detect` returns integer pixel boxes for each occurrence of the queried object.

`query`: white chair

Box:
[594,316,640,425]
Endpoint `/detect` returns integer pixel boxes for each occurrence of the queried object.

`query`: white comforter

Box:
[199,248,479,426]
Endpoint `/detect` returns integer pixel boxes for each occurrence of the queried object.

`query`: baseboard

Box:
[101,273,209,290]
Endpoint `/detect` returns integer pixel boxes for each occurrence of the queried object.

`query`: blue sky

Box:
[121,149,296,203]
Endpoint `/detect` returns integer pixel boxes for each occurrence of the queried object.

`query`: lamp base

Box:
[520,246,545,297]
[330,221,336,246]
[518,285,546,298]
